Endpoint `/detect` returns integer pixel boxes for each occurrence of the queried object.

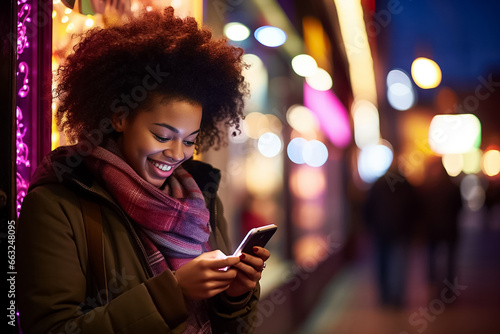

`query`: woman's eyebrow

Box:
[153,122,178,133]
[153,123,200,136]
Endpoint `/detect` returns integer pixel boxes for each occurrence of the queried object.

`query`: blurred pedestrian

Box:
[363,163,420,308]
[419,158,462,295]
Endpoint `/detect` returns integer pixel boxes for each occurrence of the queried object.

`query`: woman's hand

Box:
[225,246,271,298]
[175,250,240,300]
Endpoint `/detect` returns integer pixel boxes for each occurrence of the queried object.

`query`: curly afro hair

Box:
[55,7,248,152]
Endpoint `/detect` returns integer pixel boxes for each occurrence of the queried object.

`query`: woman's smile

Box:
[147,157,175,179]
[148,158,173,172]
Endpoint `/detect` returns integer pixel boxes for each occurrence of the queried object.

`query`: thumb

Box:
[210,255,240,270]
[202,249,228,260]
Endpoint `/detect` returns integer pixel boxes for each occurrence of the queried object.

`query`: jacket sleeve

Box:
[207,195,261,333]
[17,186,187,334]
[209,286,261,334]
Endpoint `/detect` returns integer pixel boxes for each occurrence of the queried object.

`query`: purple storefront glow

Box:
[303,82,352,148]
[16,0,33,216]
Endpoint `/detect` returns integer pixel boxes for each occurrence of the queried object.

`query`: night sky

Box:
[380,0,500,89]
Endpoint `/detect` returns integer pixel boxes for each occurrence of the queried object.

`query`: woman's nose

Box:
[163,140,184,162]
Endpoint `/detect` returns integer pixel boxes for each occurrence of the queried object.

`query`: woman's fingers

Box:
[252,246,271,261]
[232,261,262,281]
[224,248,272,298]
[193,268,240,298]
[208,255,240,271]
[238,246,270,271]
[230,247,271,279]
[224,263,260,297]
[175,248,271,300]
[241,253,264,270]
[200,249,227,260]
[198,250,240,271]
[174,251,241,299]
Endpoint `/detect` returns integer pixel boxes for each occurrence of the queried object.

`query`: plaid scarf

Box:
[84,142,211,274]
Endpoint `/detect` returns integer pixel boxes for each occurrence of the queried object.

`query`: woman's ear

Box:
[111,109,128,133]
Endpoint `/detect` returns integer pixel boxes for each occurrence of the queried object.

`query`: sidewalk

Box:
[294,208,500,334]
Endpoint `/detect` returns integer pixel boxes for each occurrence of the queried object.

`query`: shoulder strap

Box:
[81,197,109,304]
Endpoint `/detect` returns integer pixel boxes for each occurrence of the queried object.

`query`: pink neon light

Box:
[303,82,351,148]
[18,62,30,98]
[17,1,31,59]
[16,172,29,215]
[16,0,33,217]
[16,107,30,168]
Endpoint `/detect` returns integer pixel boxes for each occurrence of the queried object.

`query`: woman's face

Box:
[112,96,202,187]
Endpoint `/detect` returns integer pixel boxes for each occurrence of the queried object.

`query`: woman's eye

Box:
[184,141,195,147]
[153,133,169,143]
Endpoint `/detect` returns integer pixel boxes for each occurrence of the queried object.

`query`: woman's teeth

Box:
[152,161,172,172]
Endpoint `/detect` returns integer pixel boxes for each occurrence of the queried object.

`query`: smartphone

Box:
[232,224,277,257]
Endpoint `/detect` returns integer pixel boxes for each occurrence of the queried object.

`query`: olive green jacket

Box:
[17,150,259,334]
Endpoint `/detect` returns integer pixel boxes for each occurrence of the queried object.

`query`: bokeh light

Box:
[265,114,283,134]
[245,152,282,196]
[242,111,282,145]
[224,22,250,41]
[242,112,268,139]
[442,154,463,177]
[258,132,282,158]
[290,166,326,199]
[287,138,328,167]
[386,69,415,110]
[286,105,319,135]
[66,22,75,33]
[333,0,378,105]
[287,137,307,164]
[460,174,485,211]
[84,17,94,28]
[291,54,318,77]
[387,68,412,87]
[294,235,329,267]
[254,26,287,47]
[305,68,333,91]
[351,99,380,148]
[411,57,442,89]
[428,114,482,154]
[462,148,482,174]
[358,143,394,183]
[460,174,480,200]
[304,82,351,148]
[303,140,329,167]
[482,149,500,177]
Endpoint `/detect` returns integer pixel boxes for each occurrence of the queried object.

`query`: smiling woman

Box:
[17,6,269,334]
[112,96,202,187]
